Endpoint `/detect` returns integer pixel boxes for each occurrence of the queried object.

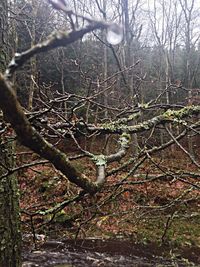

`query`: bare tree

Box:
[0,1,199,260]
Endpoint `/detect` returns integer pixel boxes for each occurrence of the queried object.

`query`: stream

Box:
[22,238,200,266]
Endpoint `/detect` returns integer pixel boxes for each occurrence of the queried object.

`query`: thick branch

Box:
[94,133,131,184]
[0,74,98,194]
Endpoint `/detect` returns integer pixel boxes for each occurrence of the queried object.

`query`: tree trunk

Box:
[0,0,21,266]
[28,0,38,110]
[0,140,21,267]
[122,0,138,155]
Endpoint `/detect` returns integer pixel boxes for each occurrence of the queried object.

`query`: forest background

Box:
[0,0,200,266]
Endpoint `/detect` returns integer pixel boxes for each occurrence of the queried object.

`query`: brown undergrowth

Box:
[18,141,200,249]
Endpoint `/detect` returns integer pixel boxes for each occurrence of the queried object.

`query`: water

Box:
[53,265,72,267]
[106,24,123,45]
[22,238,200,267]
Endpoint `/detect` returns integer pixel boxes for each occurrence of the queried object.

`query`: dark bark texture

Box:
[0,0,21,266]
[0,140,21,267]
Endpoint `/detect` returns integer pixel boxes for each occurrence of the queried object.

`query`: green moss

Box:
[71,161,85,173]
[135,214,200,247]
[119,133,131,145]
[92,154,107,166]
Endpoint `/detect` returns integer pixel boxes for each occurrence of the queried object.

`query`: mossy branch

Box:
[88,106,200,134]
[0,74,98,194]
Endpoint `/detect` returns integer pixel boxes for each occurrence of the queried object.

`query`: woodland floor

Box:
[18,139,200,266]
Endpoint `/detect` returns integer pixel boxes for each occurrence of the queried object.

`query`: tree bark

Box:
[0,140,21,267]
[0,0,21,266]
